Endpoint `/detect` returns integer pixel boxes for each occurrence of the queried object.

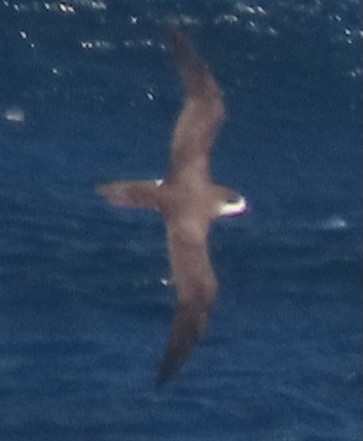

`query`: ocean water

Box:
[0,1,361,440]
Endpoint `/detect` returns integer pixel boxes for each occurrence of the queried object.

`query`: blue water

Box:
[0,1,361,440]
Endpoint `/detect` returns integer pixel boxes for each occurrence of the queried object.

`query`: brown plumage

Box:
[98,30,247,384]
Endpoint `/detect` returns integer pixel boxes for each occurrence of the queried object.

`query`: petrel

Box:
[98,30,247,384]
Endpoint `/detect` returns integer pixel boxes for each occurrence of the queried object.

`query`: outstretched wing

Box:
[168,31,225,183]
[157,221,218,384]
[97,180,161,210]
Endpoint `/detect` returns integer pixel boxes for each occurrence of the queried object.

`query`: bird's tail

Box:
[97,179,163,211]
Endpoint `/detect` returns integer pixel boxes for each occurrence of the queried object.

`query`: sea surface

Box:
[0,1,361,440]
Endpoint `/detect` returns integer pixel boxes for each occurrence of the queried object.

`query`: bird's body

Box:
[98,30,247,383]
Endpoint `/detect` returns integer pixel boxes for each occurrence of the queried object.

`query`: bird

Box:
[97,30,248,384]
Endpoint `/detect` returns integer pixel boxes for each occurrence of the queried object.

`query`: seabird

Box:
[98,30,248,384]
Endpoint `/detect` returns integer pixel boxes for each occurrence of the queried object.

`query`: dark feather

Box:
[168,31,225,183]
[97,180,161,210]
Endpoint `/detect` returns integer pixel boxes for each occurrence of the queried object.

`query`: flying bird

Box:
[98,30,248,384]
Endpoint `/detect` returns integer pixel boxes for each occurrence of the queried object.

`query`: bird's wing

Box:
[168,30,225,182]
[157,220,218,384]
[97,180,161,211]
